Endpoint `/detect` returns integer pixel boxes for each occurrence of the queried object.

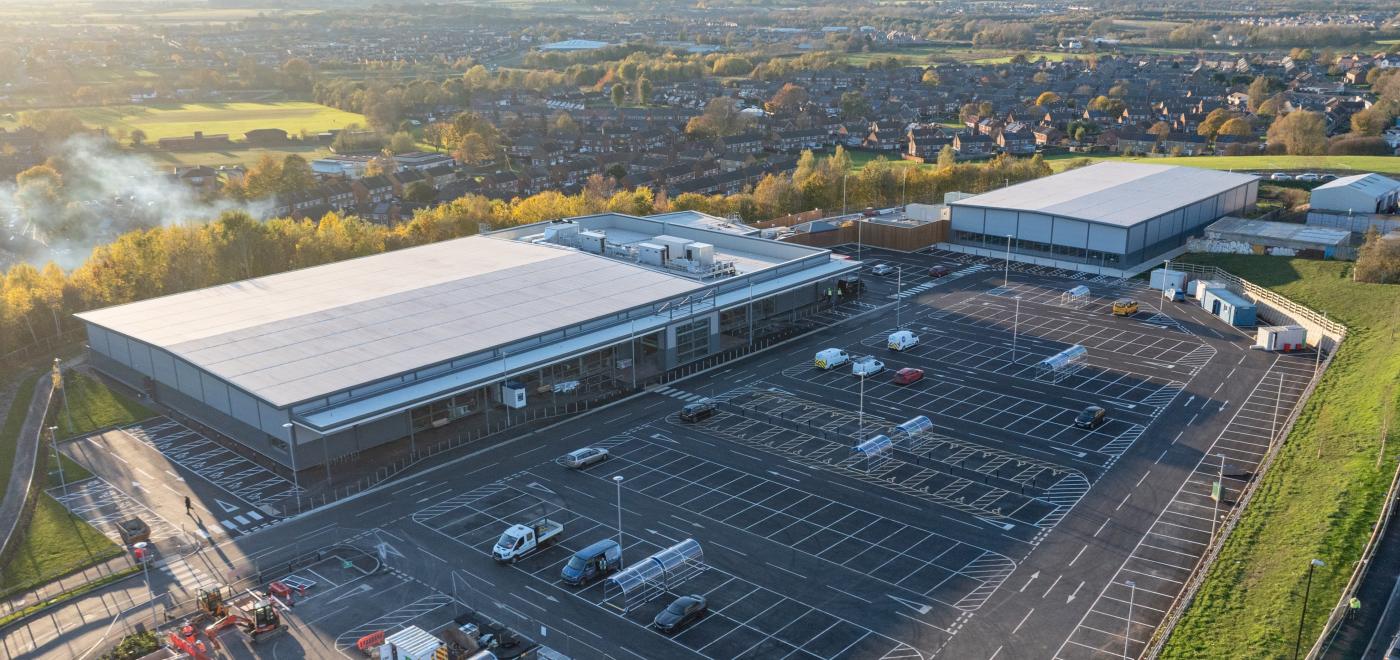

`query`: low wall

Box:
[781,220,948,252]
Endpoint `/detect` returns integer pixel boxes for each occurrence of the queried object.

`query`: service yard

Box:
[8,245,1321,660]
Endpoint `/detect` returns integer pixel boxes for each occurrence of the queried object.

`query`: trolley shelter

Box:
[853,434,894,471]
[893,416,934,444]
[603,538,706,613]
[1060,285,1091,309]
[1036,344,1087,383]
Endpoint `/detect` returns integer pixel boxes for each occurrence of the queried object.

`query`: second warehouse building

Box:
[946,162,1259,270]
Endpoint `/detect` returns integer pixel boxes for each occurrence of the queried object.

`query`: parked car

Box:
[815,348,850,370]
[852,356,886,377]
[679,400,716,422]
[1296,172,1321,182]
[561,447,609,469]
[871,264,895,276]
[1074,405,1107,429]
[1320,173,1338,182]
[928,265,951,278]
[653,594,707,633]
[1163,288,1185,303]
[1269,172,1292,181]
[1112,299,1139,316]
[892,367,924,385]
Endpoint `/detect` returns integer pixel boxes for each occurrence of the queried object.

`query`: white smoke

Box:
[0,135,272,270]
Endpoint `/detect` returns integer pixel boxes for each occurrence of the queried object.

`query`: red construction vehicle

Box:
[203,589,288,648]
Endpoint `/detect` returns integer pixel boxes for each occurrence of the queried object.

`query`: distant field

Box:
[966,52,1080,65]
[141,145,335,169]
[0,102,367,141]
[834,46,1081,67]
[1046,153,1400,174]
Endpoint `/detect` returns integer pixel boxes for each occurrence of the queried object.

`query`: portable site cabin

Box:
[1149,268,1187,292]
[1192,279,1226,300]
[1256,325,1307,351]
[1201,288,1256,327]
[379,626,446,660]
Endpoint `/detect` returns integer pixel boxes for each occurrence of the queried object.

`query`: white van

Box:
[814,348,850,370]
[852,356,885,377]
[887,330,919,351]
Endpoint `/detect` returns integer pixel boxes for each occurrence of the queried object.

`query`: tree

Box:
[550,112,580,137]
[1218,117,1253,137]
[242,154,283,199]
[403,181,438,204]
[424,122,451,152]
[1248,75,1281,113]
[18,110,87,142]
[389,131,417,154]
[1088,95,1125,116]
[767,83,809,113]
[279,155,316,195]
[129,129,147,148]
[936,144,956,169]
[610,83,626,108]
[635,76,653,106]
[1351,101,1397,136]
[711,56,755,76]
[1148,121,1172,140]
[1035,91,1061,107]
[921,68,941,86]
[840,91,871,120]
[1197,108,1235,139]
[1267,110,1327,155]
[685,97,748,139]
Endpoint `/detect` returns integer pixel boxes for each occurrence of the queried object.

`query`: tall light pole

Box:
[281,422,302,514]
[1124,580,1136,660]
[1004,234,1013,287]
[1011,296,1022,366]
[901,167,909,208]
[1211,452,1225,541]
[53,358,74,436]
[1294,558,1325,660]
[49,425,66,498]
[842,173,848,217]
[613,475,625,565]
[630,318,639,390]
[858,368,866,438]
[747,280,755,347]
[1163,259,1171,298]
[895,266,902,330]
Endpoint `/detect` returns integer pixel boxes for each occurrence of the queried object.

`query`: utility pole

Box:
[1294,559,1325,660]
[49,426,66,498]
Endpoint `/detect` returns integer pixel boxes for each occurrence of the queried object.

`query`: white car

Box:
[1296,172,1321,182]
[1269,172,1292,181]
[852,356,885,377]
[561,447,608,469]
[870,264,895,276]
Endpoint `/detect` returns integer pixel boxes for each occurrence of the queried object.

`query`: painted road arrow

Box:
[214,498,240,513]
[1050,446,1088,459]
[1066,580,1084,603]
[888,594,932,615]
[1019,571,1040,593]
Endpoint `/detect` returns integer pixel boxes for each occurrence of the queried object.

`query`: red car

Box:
[892,368,924,385]
[928,265,951,278]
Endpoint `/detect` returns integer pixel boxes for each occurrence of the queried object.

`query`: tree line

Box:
[0,150,1050,360]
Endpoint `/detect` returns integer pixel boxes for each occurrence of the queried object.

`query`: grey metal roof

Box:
[1311,173,1400,198]
[948,162,1259,228]
[77,235,702,407]
[1204,216,1350,246]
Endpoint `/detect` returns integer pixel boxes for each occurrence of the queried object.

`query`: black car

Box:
[928,265,951,278]
[679,400,716,422]
[653,594,707,633]
[1074,406,1106,429]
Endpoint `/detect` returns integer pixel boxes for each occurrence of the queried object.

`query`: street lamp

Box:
[1124,579,1136,660]
[895,266,903,330]
[1004,234,1013,287]
[48,425,66,498]
[1294,558,1325,660]
[1162,259,1171,298]
[280,422,302,515]
[1212,452,1225,541]
[613,475,625,565]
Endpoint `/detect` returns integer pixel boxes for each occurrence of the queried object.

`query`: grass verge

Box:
[55,371,154,439]
[0,565,139,630]
[0,492,122,596]
[1162,255,1400,657]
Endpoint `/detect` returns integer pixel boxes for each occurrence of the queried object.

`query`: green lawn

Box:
[1046,153,1400,174]
[1162,256,1400,658]
[0,102,367,141]
[0,493,122,597]
[966,53,1080,65]
[55,371,154,440]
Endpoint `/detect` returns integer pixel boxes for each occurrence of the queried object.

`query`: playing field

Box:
[0,102,368,141]
[1047,153,1400,174]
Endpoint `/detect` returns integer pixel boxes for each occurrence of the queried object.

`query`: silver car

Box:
[561,447,608,469]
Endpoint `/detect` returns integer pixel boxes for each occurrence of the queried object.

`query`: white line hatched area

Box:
[48,478,183,544]
[1054,353,1317,659]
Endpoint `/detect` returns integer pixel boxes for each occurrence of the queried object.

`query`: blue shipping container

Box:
[1201,288,1256,327]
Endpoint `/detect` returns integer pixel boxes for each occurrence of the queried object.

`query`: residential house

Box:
[952,132,994,159]
[352,175,394,205]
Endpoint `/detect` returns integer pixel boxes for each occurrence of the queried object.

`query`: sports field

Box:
[0,102,367,141]
[1047,153,1400,174]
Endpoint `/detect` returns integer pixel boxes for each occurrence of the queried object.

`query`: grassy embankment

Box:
[1162,255,1400,657]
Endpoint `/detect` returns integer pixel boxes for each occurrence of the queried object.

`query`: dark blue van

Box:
[561,539,622,586]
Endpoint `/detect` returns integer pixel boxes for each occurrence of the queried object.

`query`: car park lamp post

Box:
[1003,235,1012,287]
[48,425,66,498]
[895,267,902,330]
[613,475,625,565]
[281,423,302,515]
[1124,580,1135,660]
[1211,452,1225,541]
[1294,558,1325,660]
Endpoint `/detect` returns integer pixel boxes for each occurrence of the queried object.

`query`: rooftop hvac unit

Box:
[685,242,715,267]
[653,235,691,260]
[760,228,779,239]
[638,242,666,266]
[544,224,580,246]
[578,230,606,254]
